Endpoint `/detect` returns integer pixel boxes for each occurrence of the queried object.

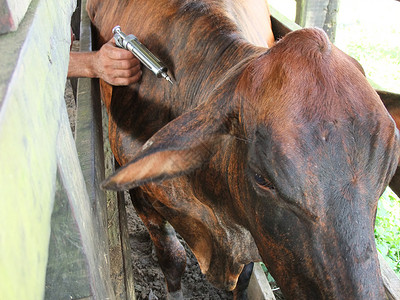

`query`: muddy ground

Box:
[124,193,233,300]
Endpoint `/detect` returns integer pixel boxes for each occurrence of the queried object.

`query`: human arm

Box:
[68,38,142,86]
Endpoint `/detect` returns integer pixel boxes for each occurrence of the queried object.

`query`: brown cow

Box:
[87,0,400,299]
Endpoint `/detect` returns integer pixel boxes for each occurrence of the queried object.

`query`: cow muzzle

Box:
[253,195,386,300]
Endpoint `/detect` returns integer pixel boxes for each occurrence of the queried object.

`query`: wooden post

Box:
[74,0,137,298]
[379,253,400,300]
[0,0,121,299]
[0,0,78,299]
[0,0,32,33]
[295,0,340,43]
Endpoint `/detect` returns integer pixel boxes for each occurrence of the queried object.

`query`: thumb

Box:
[107,37,117,47]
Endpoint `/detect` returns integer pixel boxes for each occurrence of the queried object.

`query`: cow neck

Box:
[171,33,264,110]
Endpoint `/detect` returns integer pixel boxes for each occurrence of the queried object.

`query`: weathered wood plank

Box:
[103,97,136,298]
[106,168,137,300]
[0,0,76,299]
[0,0,33,33]
[105,151,137,299]
[379,254,400,300]
[295,0,339,42]
[45,139,92,300]
[248,263,276,300]
[269,5,302,40]
[75,0,136,298]
[72,0,115,298]
[107,188,129,299]
[117,190,137,300]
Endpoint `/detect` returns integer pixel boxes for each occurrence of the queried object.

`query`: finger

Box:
[111,67,142,80]
[105,40,135,60]
[108,38,116,46]
[113,58,141,70]
[125,64,141,76]
[111,71,142,86]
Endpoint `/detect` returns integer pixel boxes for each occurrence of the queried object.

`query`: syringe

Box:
[112,25,173,85]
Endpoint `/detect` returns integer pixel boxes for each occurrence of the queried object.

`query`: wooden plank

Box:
[77,0,137,297]
[117,190,137,300]
[58,88,115,300]
[102,88,136,299]
[75,1,135,299]
[0,0,76,299]
[379,254,400,300]
[0,0,32,33]
[72,0,115,297]
[45,145,92,300]
[107,187,128,299]
[0,0,38,104]
[248,263,276,300]
[295,0,339,42]
[269,5,302,40]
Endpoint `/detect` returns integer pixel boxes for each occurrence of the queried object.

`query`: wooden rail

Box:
[0,0,84,299]
[72,1,137,299]
[0,0,133,299]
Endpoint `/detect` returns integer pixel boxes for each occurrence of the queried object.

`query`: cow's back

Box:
[87,0,274,165]
[87,0,274,47]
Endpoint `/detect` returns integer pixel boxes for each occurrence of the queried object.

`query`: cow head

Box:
[102,28,400,298]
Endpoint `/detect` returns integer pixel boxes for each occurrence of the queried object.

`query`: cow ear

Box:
[101,107,227,191]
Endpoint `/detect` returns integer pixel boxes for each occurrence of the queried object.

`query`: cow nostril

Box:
[254,173,275,190]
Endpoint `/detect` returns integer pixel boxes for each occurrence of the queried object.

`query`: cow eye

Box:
[254,173,275,190]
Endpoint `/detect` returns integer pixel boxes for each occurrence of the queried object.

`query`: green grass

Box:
[335,0,400,94]
[336,27,400,93]
[376,188,400,275]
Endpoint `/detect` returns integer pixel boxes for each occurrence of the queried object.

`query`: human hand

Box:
[94,38,142,86]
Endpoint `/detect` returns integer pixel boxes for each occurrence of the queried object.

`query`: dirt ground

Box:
[124,193,233,300]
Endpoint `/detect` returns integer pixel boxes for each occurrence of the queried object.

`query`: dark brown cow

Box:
[87,0,400,299]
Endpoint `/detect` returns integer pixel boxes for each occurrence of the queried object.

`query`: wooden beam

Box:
[76,1,137,298]
[0,0,76,299]
[269,5,302,39]
[295,0,339,42]
[379,254,400,300]
[0,0,32,33]
[248,263,277,300]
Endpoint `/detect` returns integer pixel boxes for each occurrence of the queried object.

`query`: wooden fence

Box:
[0,0,134,299]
